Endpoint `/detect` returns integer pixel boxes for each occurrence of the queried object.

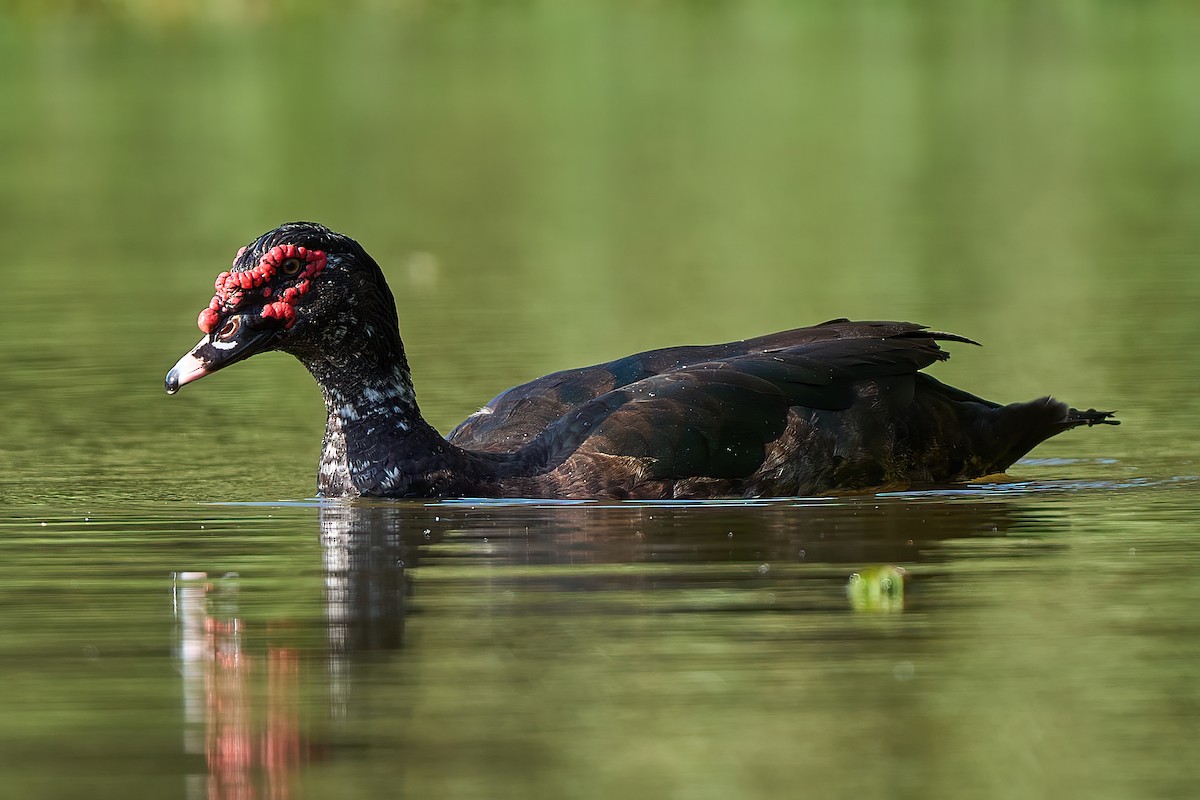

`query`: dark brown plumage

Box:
[166,222,1118,499]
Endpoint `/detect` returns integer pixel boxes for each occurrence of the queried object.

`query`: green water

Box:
[2,3,1199,798]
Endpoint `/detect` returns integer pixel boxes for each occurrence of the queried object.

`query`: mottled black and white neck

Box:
[250,226,478,498]
[166,222,1118,500]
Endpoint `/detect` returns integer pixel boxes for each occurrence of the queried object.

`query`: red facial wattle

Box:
[197,244,327,334]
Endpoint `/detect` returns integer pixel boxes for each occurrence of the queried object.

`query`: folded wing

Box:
[503,326,970,482]
[447,319,974,456]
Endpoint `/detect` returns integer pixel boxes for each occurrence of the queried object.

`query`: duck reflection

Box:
[321,502,419,657]
[176,494,1050,797]
[360,495,1036,567]
[316,495,1044,638]
[176,572,319,800]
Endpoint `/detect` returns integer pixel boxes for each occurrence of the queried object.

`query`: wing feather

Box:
[503,328,962,481]
[447,319,971,453]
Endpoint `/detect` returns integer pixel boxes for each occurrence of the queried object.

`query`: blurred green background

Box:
[2,4,1200,800]
[3,1,1199,501]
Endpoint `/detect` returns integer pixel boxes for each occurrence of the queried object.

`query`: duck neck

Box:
[292,336,464,497]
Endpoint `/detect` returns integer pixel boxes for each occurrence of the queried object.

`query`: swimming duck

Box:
[165,222,1117,499]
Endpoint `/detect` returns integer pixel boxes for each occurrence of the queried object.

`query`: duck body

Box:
[166,222,1117,500]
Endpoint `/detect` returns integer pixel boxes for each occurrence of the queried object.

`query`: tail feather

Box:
[910,379,1121,481]
[987,399,1119,473]
[1067,407,1120,427]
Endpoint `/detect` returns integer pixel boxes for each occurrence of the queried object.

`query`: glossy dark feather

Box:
[448,319,970,452]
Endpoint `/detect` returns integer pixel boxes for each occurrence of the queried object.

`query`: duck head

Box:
[165,222,401,394]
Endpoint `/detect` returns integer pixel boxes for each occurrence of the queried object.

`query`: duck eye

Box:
[281,257,303,276]
[217,318,240,340]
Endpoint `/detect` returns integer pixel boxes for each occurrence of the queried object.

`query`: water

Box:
[2,3,1200,798]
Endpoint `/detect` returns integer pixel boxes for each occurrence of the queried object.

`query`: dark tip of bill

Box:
[165,368,180,395]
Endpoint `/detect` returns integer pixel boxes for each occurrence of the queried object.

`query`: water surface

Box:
[1,3,1199,798]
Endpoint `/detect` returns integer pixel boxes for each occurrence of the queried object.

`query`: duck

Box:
[165,222,1118,500]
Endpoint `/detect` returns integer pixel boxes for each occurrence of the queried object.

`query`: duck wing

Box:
[506,329,966,485]
[447,319,974,453]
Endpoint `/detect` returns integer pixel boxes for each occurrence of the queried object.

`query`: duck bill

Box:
[165,322,279,394]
